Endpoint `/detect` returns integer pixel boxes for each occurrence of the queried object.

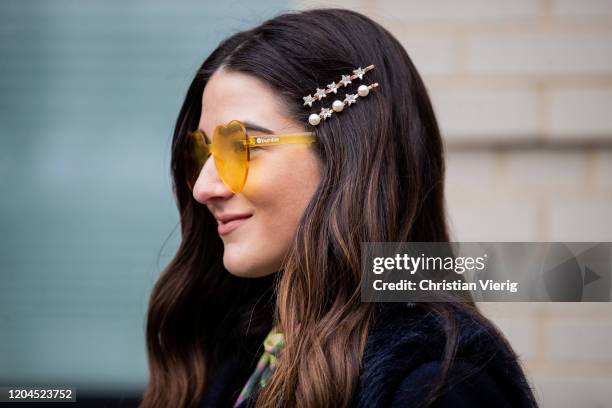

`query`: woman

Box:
[141,8,537,408]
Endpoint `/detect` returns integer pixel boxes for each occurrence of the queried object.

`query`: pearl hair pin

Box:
[302,64,375,108]
[308,82,379,126]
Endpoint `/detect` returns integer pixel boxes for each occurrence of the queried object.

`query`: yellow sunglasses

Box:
[184,119,317,193]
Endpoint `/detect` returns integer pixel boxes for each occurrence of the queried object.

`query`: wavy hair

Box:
[140,8,516,408]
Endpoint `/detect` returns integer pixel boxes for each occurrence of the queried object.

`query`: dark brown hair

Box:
[140,8,531,408]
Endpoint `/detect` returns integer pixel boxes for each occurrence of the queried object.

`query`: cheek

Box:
[244,148,321,240]
[222,148,321,277]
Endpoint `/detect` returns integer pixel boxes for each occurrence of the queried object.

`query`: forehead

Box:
[200,68,292,134]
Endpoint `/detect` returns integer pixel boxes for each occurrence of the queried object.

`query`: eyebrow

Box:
[199,120,274,143]
[243,121,274,135]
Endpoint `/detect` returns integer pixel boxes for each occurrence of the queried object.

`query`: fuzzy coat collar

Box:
[353,302,534,407]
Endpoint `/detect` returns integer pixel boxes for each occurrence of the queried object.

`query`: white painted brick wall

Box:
[376,0,541,21]
[504,151,588,190]
[553,0,612,18]
[445,151,499,188]
[595,151,612,188]
[548,200,612,240]
[398,35,456,76]
[467,32,612,76]
[447,202,540,241]
[534,377,612,408]
[433,90,539,139]
[549,88,612,138]
[547,319,612,361]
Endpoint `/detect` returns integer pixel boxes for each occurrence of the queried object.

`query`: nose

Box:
[192,155,233,204]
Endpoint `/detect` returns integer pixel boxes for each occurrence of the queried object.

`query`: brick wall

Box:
[295,1,612,406]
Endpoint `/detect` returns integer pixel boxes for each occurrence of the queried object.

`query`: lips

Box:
[216,213,252,223]
[216,213,252,236]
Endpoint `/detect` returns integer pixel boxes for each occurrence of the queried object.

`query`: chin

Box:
[223,253,278,278]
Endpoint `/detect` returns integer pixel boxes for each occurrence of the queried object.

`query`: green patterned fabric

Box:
[233,327,285,407]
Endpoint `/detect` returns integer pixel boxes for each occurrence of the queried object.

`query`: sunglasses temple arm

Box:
[243,133,317,148]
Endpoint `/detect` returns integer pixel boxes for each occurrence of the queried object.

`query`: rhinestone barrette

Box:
[302,65,375,108]
[307,82,379,126]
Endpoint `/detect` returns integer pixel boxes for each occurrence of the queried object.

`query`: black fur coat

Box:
[353,302,537,407]
[199,302,537,407]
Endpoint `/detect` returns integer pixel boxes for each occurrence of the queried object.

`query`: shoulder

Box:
[354,303,537,408]
[390,360,512,408]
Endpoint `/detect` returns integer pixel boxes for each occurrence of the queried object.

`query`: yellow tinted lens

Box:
[213,120,248,193]
[184,130,210,190]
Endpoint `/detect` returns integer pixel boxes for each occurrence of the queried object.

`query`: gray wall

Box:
[0,0,288,394]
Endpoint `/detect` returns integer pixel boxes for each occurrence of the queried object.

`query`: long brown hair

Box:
[141,8,499,408]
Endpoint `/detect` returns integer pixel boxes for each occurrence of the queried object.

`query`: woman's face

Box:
[192,67,322,278]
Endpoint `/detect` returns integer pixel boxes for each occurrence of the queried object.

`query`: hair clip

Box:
[302,65,375,108]
[307,82,379,126]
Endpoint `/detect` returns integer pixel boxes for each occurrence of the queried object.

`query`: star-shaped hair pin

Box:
[303,94,316,107]
[343,93,358,106]
[301,64,376,112]
[353,67,367,79]
[314,88,327,100]
[340,75,352,87]
[307,82,379,126]
[327,81,339,94]
[320,107,333,119]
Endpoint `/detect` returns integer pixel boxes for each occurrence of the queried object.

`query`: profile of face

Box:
[192,67,322,278]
